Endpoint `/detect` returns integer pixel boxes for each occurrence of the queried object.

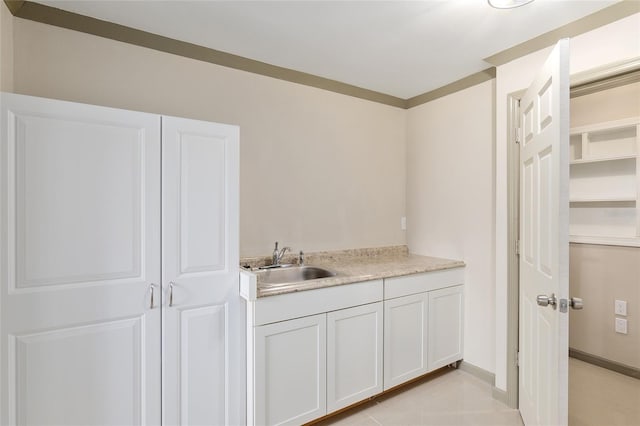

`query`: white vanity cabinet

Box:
[244,279,383,426]
[241,265,464,425]
[383,268,464,390]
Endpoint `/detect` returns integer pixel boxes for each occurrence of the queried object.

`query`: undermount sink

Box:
[260,265,336,285]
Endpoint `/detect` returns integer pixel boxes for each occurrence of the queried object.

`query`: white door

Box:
[161,116,242,426]
[383,293,429,390]
[427,285,464,371]
[254,314,327,426]
[327,302,383,412]
[0,93,161,425]
[518,39,570,426]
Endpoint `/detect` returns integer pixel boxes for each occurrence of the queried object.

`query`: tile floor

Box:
[569,357,640,426]
[315,358,640,426]
[314,367,523,426]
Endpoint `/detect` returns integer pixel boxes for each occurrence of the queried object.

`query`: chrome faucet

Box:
[272,241,291,266]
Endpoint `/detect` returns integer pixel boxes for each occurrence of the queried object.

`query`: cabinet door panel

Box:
[0,93,161,425]
[255,314,326,426]
[327,302,383,412]
[162,116,241,426]
[428,285,464,371]
[383,293,428,390]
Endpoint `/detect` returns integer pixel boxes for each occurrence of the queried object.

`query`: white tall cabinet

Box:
[0,93,242,426]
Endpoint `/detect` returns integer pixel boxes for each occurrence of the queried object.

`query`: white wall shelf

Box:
[569,117,639,247]
[570,154,636,165]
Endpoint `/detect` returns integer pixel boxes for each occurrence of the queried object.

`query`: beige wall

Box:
[569,81,640,369]
[407,80,496,373]
[0,0,13,91]
[569,244,640,368]
[10,18,407,257]
[494,12,640,390]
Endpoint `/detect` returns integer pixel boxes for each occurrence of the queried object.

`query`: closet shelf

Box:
[570,196,636,203]
[569,113,639,246]
[570,235,640,247]
[570,154,637,165]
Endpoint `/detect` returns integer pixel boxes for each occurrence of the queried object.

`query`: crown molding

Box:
[407,68,496,108]
[6,0,407,108]
[6,0,637,109]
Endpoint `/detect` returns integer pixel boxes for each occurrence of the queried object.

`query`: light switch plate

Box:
[615,318,628,334]
[615,300,627,316]
[401,216,406,231]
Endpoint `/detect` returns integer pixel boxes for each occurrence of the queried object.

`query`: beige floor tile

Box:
[569,358,640,426]
[315,368,522,426]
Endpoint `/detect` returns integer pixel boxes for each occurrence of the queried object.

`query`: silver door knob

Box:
[569,297,583,310]
[537,293,557,309]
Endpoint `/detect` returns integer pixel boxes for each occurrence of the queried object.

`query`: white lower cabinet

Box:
[383,269,465,390]
[255,314,327,426]
[327,302,384,412]
[383,293,429,390]
[253,302,384,426]
[243,268,464,425]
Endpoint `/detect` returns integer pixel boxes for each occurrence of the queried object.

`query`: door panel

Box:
[254,314,327,426]
[518,40,570,426]
[427,285,464,370]
[162,116,242,426]
[15,113,143,288]
[179,133,226,273]
[0,93,161,426]
[178,305,227,426]
[327,302,383,412]
[13,318,143,426]
[383,293,428,390]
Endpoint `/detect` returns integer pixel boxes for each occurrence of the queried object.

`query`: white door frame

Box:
[504,57,640,409]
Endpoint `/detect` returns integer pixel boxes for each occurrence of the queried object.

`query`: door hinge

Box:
[515,127,520,144]
[515,239,520,256]
[516,351,520,367]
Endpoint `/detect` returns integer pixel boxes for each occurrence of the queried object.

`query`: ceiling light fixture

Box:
[488,0,535,9]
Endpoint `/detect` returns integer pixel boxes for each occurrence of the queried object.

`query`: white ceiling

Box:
[35,0,620,99]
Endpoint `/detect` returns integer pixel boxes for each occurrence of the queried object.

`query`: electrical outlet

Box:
[615,318,628,334]
[615,300,627,316]
[401,216,407,231]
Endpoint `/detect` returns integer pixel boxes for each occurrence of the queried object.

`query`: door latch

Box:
[536,293,557,309]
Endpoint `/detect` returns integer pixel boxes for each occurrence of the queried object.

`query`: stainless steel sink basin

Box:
[260,265,336,285]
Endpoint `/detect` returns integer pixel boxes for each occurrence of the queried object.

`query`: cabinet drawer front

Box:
[384,268,464,299]
[253,279,383,326]
[383,293,429,390]
[254,314,326,426]
[327,302,383,412]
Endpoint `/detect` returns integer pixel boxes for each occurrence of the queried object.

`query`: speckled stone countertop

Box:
[240,246,465,298]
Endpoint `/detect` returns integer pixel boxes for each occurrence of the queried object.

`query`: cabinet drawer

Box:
[253,279,383,326]
[384,267,464,299]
